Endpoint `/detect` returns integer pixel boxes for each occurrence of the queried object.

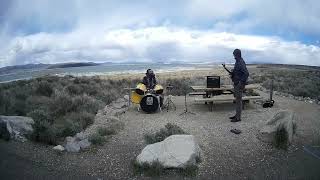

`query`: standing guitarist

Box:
[222,49,249,122]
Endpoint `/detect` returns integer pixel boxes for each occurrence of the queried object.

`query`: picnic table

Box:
[190,84,262,111]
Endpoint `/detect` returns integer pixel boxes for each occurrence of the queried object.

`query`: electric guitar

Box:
[222,63,235,80]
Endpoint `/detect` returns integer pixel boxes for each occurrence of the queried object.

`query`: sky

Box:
[0,0,319,67]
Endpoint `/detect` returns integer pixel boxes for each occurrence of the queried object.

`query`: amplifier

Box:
[207,76,220,88]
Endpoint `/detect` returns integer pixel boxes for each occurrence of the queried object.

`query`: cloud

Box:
[0,0,319,67]
[0,27,319,67]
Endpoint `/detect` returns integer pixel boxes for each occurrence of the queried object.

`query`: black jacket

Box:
[232,58,249,85]
[143,75,157,89]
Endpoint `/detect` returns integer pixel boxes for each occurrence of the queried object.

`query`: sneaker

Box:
[231,118,241,122]
[230,129,242,134]
[229,115,236,119]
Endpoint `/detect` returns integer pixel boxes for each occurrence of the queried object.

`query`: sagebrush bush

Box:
[164,78,193,96]
[25,95,52,113]
[35,81,53,97]
[98,127,116,136]
[89,133,105,145]
[66,84,83,95]
[0,75,130,144]
[50,90,73,118]
[274,126,289,150]
[144,123,187,144]
[60,119,82,137]
[71,94,104,114]
[255,68,320,99]
[28,110,57,144]
[65,112,95,130]
[132,160,164,177]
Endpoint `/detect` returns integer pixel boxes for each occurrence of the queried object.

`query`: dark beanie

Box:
[233,49,241,58]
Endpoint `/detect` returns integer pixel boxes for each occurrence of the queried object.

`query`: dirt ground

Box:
[1,87,320,179]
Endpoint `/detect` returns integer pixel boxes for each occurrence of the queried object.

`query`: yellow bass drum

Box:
[135,83,147,95]
[131,91,143,104]
[154,84,164,94]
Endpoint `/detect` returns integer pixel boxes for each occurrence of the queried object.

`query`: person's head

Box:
[146,69,154,76]
[233,49,242,60]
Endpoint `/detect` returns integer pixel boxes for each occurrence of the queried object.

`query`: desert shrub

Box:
[256,69,320,99]
[35,81,53,97]
[0,75,129,145]
[164,78,192,96]
[71,94,104,114]
[60,119,82,137]
[50,90,73,117]
[0,91,4,114]
[246,89,260,96]
[66,84,83,95]
[0,121,10,141]
[89,133,105,145]
[274,126,288,150]
[65,112,95,130]
[132,160,198,177]
[0,91,11,115]
[28,110,57,144]
[179,164,199,177]
[25,95,52,113]
[11,98,27,116]
[27,109,53,123]
[132,160,164,177]
[98,127,116,136]
[144,123,187,144]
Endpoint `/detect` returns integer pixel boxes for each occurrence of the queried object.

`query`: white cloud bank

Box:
[0,0,320,67]
[0,27,319,67]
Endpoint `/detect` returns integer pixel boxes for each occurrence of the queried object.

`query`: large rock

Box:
[137,135,201,168]
[65,136,81,152]
[0,116,34,142]
[53,145,65,152]
[78,139,91,149]
[64,136,91,152]
[258,110,296,144]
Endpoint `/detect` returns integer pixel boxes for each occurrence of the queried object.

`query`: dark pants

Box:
[234,82,245,120]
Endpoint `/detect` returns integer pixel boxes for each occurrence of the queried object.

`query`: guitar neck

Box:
[223,66,232,74]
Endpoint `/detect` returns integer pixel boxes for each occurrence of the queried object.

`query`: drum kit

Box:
[131,83,175,113]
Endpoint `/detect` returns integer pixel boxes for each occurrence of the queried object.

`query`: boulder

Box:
[65,136,91,152]
[123,95,130,101]
[110,98,128,109]
[65,136,81,152]
[75,132,86,141]
[0,116,34,142]
[78,139,91,149]
[53,145,65,152]
[136,135,201,168]
[258,110,296,144]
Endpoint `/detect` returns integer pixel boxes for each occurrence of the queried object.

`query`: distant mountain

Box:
[47,62,100,69]
[0,62,101,75]
[0,63,49,75]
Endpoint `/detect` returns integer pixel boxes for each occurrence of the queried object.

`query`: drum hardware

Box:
[179,85,196,116]
[263,79,275,108]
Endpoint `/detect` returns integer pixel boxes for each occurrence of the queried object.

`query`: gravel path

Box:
[1,92,320,179]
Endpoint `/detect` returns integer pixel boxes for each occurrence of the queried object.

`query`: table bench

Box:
[194,95,262,111]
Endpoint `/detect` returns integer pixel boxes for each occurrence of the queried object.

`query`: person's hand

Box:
[222,63,226,68]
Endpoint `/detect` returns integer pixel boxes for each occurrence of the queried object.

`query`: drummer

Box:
[142,69,157,90]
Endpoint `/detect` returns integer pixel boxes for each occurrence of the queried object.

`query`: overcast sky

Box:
[0,0,319,67]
